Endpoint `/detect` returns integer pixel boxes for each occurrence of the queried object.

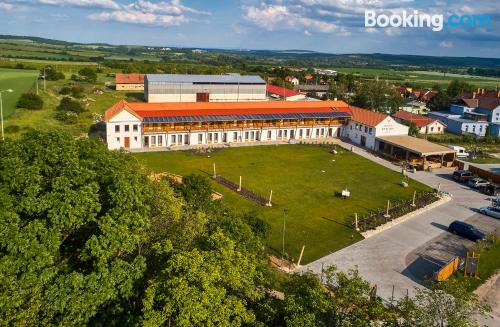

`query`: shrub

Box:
[42,66,65,81]
[78,67,97,83]
[16,93,43,110]
[56,97,85,113]
[54,110,78,124]
[59,86,72,95]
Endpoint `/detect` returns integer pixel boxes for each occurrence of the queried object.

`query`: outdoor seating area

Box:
[376,135,456,170]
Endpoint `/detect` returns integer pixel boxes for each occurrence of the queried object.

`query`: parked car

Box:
[481,183,500,196]
[448,145,469,158]
[467,177,489,189]
[448,220,486,242]
[453,170,474,183]
[479,206,500,219]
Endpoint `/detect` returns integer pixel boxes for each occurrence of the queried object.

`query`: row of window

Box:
[464,125,485,133]
[350,123,373,135]
[115,124,139,133]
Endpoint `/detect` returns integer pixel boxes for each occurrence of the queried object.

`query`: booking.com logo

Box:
[365,10,491,32]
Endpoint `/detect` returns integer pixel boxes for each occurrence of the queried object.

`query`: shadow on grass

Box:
[319,215,354,229]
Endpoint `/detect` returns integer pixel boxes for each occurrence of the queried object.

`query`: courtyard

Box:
[134,144,431,264]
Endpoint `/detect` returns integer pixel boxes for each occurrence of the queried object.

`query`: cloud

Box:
[244,3,337,33]
[32,0,120,9]
[0,2,14,10]
[88,0,209,27]
[439,40,453,48]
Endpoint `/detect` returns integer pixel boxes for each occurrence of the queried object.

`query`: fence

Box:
[352,192,440,232]
[214,175,268,206]
[469,165,500,184]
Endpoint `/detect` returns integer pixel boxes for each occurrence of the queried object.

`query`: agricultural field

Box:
[0,68,39,118]
[335,67,500,88]
[134,145,431,263]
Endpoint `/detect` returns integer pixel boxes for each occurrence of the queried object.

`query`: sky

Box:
[0,0,498,58]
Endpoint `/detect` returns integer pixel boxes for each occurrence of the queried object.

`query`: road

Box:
[298,144,498,302]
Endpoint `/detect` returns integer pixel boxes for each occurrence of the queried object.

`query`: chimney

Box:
[481,88,485,95]
[497,90,500,98]
[472,92,476,99]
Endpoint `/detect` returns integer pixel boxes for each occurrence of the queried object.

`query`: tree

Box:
[0,131,153,325]
[178,174,214,212]
[78,67,98,83]
[428,87,451,111]
[42,66,65,81]
[142,230,263,327]
[389,279,490,327]
[56,96,85,113]
[446,80,474,98]
[16,93,43,110]
[403,121,420,136]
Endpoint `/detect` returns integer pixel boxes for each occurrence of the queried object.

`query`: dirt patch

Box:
[475,271,500,321]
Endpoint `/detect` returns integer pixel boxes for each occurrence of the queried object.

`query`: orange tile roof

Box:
[115,73,144,84]
[104,100,350,121]
[266,84,302,97]
[392,111,436,128]
[346,106,388,127]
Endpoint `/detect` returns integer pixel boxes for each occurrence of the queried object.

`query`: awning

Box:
[376,135,456,156]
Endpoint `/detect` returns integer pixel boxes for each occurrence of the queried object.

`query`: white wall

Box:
[344,117,408,150]
[106,110,142,150]
[147,92,268,103]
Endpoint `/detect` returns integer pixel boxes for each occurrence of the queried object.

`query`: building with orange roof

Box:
[342,106,409,149]
[392,111,445,134]
[115,74,145,91]
[104,100,351,150]
[266,84,306,101]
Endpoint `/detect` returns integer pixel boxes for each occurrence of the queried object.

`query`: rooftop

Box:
[266,84,302,97]
[115,73,144,84]
[377,135,456,156]
[145,74,266,84]
[346,106,388,127]
[392,111,437,128]
[104,100,350,122]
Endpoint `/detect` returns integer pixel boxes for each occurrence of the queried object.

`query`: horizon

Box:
[0,0,498,58]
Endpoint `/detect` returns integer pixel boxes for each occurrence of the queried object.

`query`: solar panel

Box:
[143,112,350,123]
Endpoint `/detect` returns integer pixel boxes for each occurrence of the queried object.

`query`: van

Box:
[447,145,469,158]
[452,170,474,183]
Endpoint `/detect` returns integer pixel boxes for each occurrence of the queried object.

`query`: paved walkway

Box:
[298,142,493,301]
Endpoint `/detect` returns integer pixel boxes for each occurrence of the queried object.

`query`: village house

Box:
[392,111,445,134]
[115,74,145,91]
[284,76,300,86]
[266,85,306,101]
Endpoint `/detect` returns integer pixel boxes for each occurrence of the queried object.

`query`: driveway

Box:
[298,144,497,302]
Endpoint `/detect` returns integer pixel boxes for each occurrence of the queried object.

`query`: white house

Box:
[285,76,300,86]
[342,106,409,150]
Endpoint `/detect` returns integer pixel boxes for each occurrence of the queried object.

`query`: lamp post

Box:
[0,89,14,141]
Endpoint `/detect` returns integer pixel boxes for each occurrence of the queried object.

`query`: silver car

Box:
[468,178,489,189]
[479,206,500,219]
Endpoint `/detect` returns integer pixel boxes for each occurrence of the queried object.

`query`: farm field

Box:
[134,145,431,264]
[335,67,500,88]
[0,68,38,118]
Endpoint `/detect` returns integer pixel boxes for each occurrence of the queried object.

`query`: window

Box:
[178,135,183,144]
[299,129,303,138]
[198,133,203,144]
[185,134,189,145]
[369,128,373,134]
[124,125,130,132]
[133,124,138,132]
[208,133,212,142]
[284,130,288,138]
[316,129,320,137]
[267,130,271,140]
[350,125,353,130]
[134,136,137,142]
[431,127,434,132]
[245,132,249,140]
[438,127,441,131]
[151,136,156,146]
[115,125,120,132]
[364,126,368,133]
[233,132,238,141]
[116,137,120,142]
[214,133,218,142]
[171,135,176,144]
[465,126,469,132]
[278,130,282,138]
[306,129,310,137]
[250,131,255,140]
[158,135,163,146]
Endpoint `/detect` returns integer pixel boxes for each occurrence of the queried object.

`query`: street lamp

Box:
[0,89,14,141]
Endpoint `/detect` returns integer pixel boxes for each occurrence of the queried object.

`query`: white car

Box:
[468,178,489,189]
[479,206,500,219]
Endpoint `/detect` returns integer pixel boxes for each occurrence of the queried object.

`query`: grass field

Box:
[133,145,431,263]
[0,68,39,118]
[335,67,500,88]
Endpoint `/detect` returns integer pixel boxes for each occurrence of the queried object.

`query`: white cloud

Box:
[439,40,453,48]
[87,0,209,27]
[244,4,337,33]
[34,0,120,9]
[88,9,188,26]
[304,30,312,36]
[0,2,14,10]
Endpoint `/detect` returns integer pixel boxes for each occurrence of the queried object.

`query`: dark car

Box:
[452,170,474,183]
[448,220,486,242]
[481,183,500,196]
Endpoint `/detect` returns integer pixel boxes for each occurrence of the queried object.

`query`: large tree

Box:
[0,131,152,325]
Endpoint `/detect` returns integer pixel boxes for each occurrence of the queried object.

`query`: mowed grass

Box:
[0,68,39,117]
[134,145,431,263]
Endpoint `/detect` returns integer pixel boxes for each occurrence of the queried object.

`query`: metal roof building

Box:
[144,73,267,103]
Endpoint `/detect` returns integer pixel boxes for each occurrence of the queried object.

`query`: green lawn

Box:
[134,145,431,264]
[0,68,39,118]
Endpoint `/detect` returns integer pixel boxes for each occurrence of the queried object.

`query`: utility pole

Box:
[282,209,288,260]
